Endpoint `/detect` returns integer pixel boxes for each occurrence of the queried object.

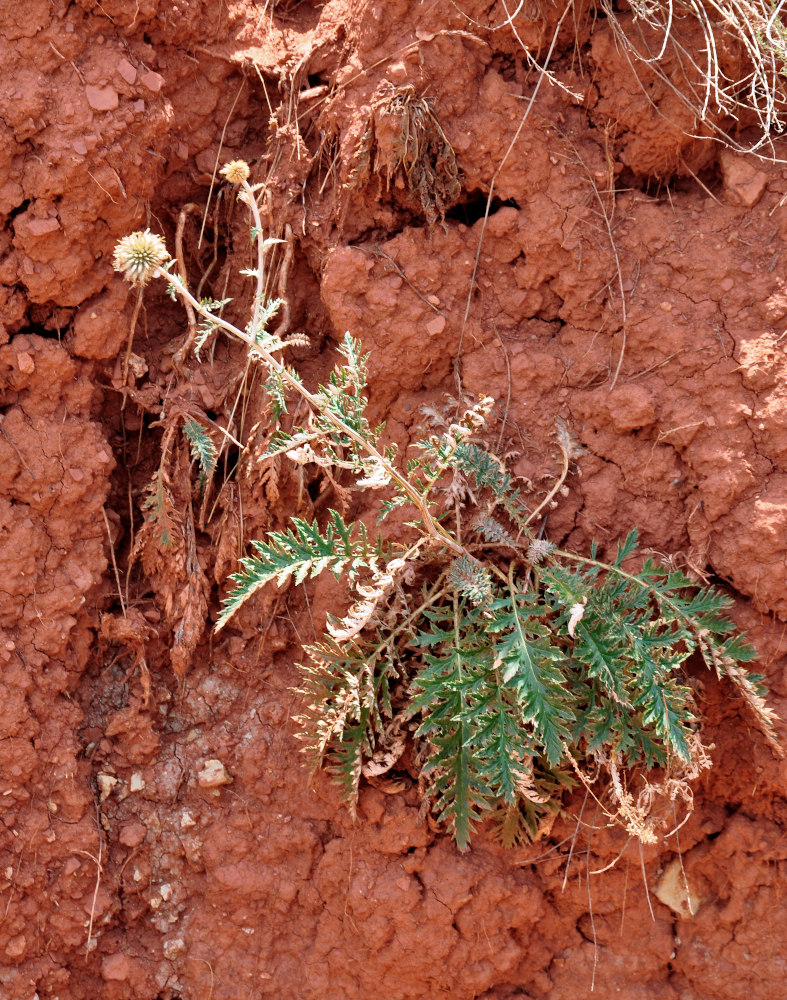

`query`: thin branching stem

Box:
[152,264,463,554]
[552,546,704,625]
[241,178,269,340]
[525,433,571,528]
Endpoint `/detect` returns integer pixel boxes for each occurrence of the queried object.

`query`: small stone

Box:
[97,773,118,802]
[162,936,186,959]
[102,953,133,981]
[180,809,197,829]
[116,58,137,85]
[719,149,769,208]
[16,352,35,373]
[72,138,88,155]
[425,315,446,336]
[119,820,147,847]
[388,61,408,83]
[129,772,146,792]
[85,84,119,112]
[197,759,233,788]
[139,71,164,93]
[655,859,700,918]
[5,934,26,958]
[127,353,147,379]
[27,217,60,237]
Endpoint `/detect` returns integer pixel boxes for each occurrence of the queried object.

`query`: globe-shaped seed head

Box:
[220,160,251,184]
[113,230,170,286]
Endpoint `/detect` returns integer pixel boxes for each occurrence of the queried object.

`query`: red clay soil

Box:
[1,2,786,998]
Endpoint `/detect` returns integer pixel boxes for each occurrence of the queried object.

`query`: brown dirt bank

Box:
[0,2,785,998]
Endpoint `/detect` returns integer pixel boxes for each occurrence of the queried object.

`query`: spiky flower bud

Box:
[220,160,251,184]
[113,230,170,286]
[526,537,555,565]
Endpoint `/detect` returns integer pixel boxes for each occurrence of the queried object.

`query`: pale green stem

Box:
[152,265,463,554]
[240,178,268,341]
[552,547,702,630]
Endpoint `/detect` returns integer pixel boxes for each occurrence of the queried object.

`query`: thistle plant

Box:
[114,161,782,850]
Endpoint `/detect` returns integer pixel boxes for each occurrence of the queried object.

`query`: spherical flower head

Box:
[220,160,250,184]
[527,538,555,565]
[113,230,170,286]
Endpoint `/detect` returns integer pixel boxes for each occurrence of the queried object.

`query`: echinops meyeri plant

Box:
[114,161,782,850]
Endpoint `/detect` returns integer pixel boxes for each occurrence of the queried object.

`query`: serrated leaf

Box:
[216,510,369,629]
[454,441,531,530]
[182,416,218,483]
[491,592,574,766]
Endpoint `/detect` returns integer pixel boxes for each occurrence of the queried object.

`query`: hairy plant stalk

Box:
[150,261,462,554]
[113,147,781,850]
[241,176,271,342]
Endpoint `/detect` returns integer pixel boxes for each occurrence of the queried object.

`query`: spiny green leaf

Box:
[489,592,574,766]
[182,416,218,484]
[472,514,518,547]
[454,441,531,530]
[193,296,232,360]
[411,610,497,850]
[489,764,572,847]
[247,298,283,351]
[473,692,533,806]
[613,528,639,566]
[216,510,369,629]
[264,368,289,420]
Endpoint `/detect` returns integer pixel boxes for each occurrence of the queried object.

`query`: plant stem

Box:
[552,547,696,625]
[153,266,463,554]
[526,428,570,527]
[242,178,269,342]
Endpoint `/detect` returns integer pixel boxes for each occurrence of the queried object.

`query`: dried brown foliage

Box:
[348,84,462,227]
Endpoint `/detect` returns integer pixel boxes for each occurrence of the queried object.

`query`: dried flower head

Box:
[220,160,250,184]
[113,230,169,286]
[526,537,555,565]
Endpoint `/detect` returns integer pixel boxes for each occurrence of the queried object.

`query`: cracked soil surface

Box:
[1,2,786,998]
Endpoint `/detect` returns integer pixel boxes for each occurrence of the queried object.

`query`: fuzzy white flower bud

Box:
[527,538,555,564]
[113,230,170,286]
[220,159,251,184]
